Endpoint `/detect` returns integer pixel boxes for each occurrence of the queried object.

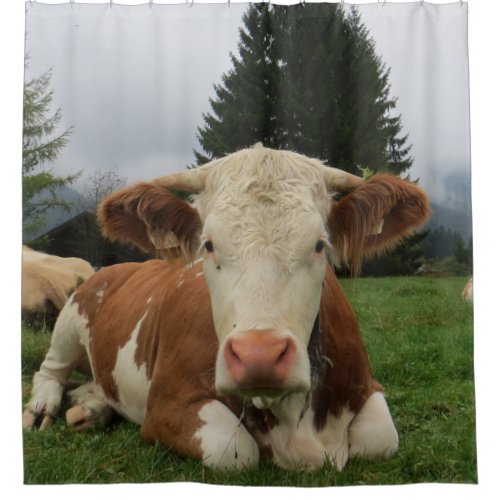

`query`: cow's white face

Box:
[194,149,333,398]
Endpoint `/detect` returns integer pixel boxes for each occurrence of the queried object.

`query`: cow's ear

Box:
[98,183,202,259]
[327,174,431,274]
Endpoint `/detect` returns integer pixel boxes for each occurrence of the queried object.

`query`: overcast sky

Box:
[24,1,470,208]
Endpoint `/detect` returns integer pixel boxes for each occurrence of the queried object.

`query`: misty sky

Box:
[24,1,470,209]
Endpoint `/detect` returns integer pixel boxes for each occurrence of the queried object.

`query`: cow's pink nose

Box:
[224,330,296,389]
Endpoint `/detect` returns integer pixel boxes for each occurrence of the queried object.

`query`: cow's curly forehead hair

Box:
[193,147,332,223]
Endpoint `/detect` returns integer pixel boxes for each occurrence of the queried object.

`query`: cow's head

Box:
[98,145,430,401]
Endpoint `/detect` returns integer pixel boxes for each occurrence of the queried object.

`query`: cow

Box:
[22,246,95,329]
[461,277,473,302]
[23,145,430,470]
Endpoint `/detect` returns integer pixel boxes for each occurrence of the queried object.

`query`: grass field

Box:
[21,275,476,486]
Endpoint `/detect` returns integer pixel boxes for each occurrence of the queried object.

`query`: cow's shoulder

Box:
[73,259,186,314]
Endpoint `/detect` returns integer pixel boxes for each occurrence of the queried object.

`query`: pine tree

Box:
[23,66,78,237]
[195,3,412,176]
[195,3,281,164]
[359,230,428,277]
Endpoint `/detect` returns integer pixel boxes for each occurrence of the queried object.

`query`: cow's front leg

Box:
[348,391,399,459]
[141,399,259,470]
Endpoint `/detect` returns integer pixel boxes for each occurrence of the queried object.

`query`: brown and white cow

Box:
[23,145,430,470]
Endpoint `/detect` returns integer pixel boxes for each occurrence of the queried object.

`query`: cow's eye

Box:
[315,240,325,253]
[204,240,214,253]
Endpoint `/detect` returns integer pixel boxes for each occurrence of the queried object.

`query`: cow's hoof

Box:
[66,405,97,431]
[39,414,54,430]
[22,408,54,430]
[22,409,36,430]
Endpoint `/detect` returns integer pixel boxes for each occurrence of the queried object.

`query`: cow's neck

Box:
[308,313,331,391]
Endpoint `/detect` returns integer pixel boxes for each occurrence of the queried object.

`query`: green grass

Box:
[22,276,476,485]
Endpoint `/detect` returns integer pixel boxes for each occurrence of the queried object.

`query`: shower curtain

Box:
[22,0,474,488]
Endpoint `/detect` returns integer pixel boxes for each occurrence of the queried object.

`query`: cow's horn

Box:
[320,165,364,191]
[151,168,207,192]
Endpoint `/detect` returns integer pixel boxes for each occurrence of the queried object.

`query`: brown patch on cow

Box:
[73,262,156,401]
[258,445,274,460]
[328,174,431,274]
[312,266,376,432]
[242,403,279,433]
[98,183,202,259]
[263,409,279,430]
[133,315,161,382]
[133,260,207,380]
[137,261,227,460]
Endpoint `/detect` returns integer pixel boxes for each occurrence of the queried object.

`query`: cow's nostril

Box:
[277,340,290,362]
[225,340,243,367]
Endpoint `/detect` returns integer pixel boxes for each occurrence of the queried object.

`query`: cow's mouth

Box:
[238,386,286,398]
[217,376,308,401]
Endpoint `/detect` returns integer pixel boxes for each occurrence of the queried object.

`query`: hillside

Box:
[422,170,472,239]
[426,202,472,240]
[23,186,85,242]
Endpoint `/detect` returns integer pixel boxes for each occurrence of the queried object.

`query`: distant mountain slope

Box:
[426,202,473,240]
[23,186,85,242]
[421,170,472,239]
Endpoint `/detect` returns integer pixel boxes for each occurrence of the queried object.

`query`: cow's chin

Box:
[215,380,310,402]
[232,387,292,399]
